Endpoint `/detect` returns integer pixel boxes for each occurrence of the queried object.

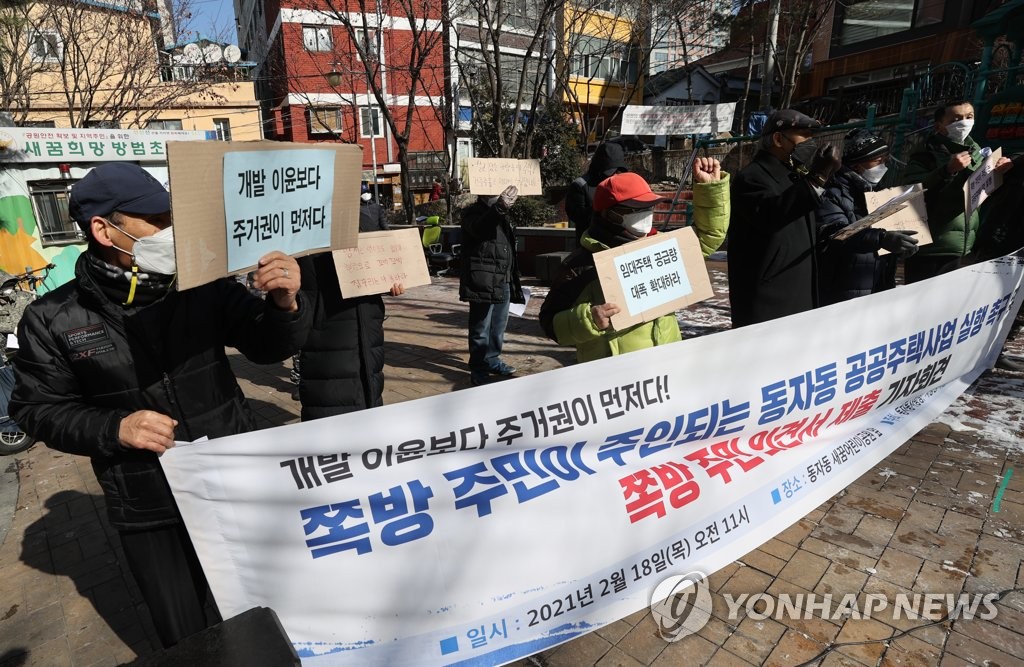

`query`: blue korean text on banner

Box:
[615,237,692,316]
[223,149,335,271]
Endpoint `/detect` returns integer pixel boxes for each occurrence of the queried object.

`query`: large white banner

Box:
[161,253,1024,666]
[620,103,736,136]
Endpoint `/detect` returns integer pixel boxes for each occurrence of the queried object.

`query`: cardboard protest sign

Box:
[593,227,713,331]
[829,185,927,243]
[168,141,363,290]
[333,228,431,298]
[965,147,1004,223]
[864,184,933,255]
[467,158,542,195]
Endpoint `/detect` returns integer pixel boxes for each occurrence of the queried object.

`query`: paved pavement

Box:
[1,264,1022,667]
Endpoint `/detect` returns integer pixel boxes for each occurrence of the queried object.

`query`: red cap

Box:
[593,172,667,212]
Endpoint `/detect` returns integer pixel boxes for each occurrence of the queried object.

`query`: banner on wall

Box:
[160,253,1024,666]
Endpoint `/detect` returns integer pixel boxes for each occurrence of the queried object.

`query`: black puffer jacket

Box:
[727,149,821,327]
[565,142,628,242]
[816,167,896,304]
[10,253,311,530]
[297,252,385,420]
[459,198,524,304]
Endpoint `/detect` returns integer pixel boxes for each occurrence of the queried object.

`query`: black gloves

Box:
[879,230,919,257]
[807,144,841,187]
[497,185,519,212]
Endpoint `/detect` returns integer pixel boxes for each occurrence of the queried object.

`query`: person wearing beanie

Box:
[815,129,920,304]
[539,160,730,363]
[899,100,1013,282]
[727,108,840,327]
[9,162,311,647]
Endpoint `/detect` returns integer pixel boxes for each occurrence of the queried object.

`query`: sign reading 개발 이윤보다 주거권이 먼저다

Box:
[593,227,714,330]
[167,141,363,290]
[333,228,431,298]
[466,158,542,195]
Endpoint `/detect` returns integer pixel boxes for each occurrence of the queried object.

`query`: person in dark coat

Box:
[460,185,525,386]
[297,190,402,420]
[816,130,919,305]
[565,141,629,243]
[727,109,841,327]
[9,163,310,648]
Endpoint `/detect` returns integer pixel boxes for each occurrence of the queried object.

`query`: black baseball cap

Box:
[69,163,170,232]
[761,109,823,136]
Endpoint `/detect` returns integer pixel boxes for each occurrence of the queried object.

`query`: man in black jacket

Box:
[10,163,311,648]
[565,141,628,243]
[460,185,525,386]
[728,109,841,327]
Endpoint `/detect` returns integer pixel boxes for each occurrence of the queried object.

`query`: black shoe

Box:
[995,354,1024,372]
[489,361,516,376]
[470,374,490,386]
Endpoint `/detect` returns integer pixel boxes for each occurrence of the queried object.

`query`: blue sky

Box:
[186,0,238,43]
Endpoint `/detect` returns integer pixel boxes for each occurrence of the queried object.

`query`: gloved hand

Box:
[880,229,919,257]
[807,143,841,187]
[497,185,519,211]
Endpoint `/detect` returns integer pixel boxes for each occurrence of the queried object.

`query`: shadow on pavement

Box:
[19,491,156,656]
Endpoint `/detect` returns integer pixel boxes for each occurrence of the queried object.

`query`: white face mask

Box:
[621,210,654,237]
[860,164,888,184]
[944,119,974,144]
[106,221,176,275]
[360,192,372,202]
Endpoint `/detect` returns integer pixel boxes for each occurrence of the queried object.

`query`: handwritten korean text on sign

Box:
[224,149,335,271]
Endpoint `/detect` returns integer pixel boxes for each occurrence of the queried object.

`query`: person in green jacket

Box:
[539,159,730,363]
[900,100,1013,283]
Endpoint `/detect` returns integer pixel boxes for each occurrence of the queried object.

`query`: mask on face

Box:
[786,136,818,166]
[360,192,372,202]
[860,164,888,185]
[944,119,974,144]
[621,210,654,237]
[105,220,176,275]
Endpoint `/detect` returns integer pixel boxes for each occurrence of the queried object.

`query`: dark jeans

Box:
[467,289,510,380]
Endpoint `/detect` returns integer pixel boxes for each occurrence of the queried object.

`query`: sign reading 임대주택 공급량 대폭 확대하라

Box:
[158,252,1024,666]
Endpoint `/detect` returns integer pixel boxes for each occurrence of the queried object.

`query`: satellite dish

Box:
[224,44,241,63]
[182,43,202,64]
[202,43,223,63]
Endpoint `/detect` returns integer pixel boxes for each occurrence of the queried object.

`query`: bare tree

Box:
[2,0,220,128]
[0,0,44,125]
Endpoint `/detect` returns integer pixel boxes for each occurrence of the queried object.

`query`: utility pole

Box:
[759,0,781,111]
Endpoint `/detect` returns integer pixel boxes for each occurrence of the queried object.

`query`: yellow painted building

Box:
[563,3,646,143]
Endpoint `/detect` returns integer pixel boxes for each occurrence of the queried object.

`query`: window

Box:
[302,25,332,52]
[30,182,80,246]
[146,119,183,130]
[310,107,343,134]
[356,28,378,61]
[85,120,120,129]
[29,30,62,63]
[839,0,944,46]
[18,120,56,128]
[360,107,383,138]
[571,35,630,82]
[214,118,232,141]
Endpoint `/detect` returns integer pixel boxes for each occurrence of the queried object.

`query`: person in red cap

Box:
[539,160,730,362]
[10,162,311,648]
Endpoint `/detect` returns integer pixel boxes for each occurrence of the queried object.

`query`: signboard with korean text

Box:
[965,147,1004,223]
[593,227,713,330]
[0,127,211,163]
[168,141,363,290]
[863,184,933,255]
[161,251,1024,666]
[333,228,430,298]
[830,184,929,244]
[467,158,542,195]
[620,103,736,136]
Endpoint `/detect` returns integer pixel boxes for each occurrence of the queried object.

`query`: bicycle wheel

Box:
[0,428,33,455]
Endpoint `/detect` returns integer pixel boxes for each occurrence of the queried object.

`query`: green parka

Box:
[900,133,985,257]
[540,175,730,363]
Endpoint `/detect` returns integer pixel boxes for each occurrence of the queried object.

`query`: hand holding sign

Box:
[251,251,301,312]
[591,303,620,330]
[948,151,971,174]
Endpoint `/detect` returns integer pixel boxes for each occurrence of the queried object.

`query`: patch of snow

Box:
[877,468,898,478]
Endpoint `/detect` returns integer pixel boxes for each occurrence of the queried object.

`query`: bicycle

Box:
[0,263,54,455]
